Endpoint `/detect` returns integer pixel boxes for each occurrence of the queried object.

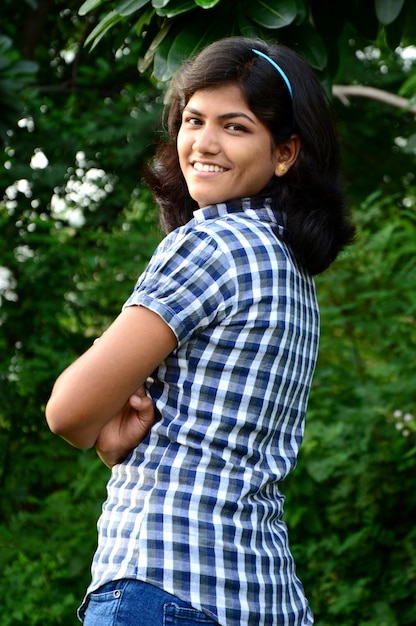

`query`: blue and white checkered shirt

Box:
[82,197,319,625]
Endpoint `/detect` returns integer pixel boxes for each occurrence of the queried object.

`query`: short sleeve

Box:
[123,227,237,347]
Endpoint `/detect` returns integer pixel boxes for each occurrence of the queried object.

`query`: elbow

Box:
[45,399,96,450]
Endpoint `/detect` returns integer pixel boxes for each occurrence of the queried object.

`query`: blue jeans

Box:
[81,579,219,626]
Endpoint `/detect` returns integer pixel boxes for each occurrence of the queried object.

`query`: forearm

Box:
[45,306,176,449]
[45,351,133,449]
[95,446,127,469]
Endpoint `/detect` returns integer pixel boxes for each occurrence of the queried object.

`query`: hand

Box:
[95,385,156,468]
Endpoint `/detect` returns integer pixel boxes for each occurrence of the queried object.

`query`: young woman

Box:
[46,36,355,626]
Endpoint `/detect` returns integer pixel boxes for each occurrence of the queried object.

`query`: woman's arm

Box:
[45,305,177,450]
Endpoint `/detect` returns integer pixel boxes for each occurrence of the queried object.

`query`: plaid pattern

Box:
[81,198,319,625]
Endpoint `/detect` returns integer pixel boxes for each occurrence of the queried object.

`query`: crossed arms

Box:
[45,306,177,467]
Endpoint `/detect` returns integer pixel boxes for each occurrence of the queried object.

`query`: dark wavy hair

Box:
[145,36,355,274]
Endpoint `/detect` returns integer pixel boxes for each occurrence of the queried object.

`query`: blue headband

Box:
[251,48,293,100]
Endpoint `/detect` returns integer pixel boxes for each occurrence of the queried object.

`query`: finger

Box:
[129,392,152,410]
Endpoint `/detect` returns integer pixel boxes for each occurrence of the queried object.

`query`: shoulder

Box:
[203,211,295,270]
[147,210,296,287]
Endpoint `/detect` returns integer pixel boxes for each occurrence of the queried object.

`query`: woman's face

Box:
[177,83,282,208]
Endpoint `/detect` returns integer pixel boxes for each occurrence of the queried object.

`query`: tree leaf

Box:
[152,0,171,8]
[116,0,150,16]
[287,21,327,71]
[166,29,206,76]
[398,70,416,99]
[163,10,234,79]
[245,0,298,29]
[403,133,416,154]
[0,34,13,54]
[84,11,124,49]
[194,0,221,8]
[138,22,172,73]
[375,0,405,25]
[78,0,106,16]
[155,0,196,18]
[134,6,157,40]
[237,10,269,40]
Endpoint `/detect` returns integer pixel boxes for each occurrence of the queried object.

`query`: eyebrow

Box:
[183,106,257,125]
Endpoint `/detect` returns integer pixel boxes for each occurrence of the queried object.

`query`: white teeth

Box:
[193,162,226,173]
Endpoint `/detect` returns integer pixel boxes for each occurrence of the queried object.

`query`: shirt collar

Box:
[193,197,286,231]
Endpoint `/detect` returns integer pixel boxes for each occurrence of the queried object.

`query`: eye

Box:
[184,116,203,126]
[226,123,247,133]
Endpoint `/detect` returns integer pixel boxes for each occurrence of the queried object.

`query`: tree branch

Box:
[332,85,416,114]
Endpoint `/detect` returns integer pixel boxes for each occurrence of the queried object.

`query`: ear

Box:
[274,134,300,176]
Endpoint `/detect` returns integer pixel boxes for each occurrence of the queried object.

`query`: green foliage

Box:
[284,193,416,624]
[0,192,161,623]
[1,446,108,625]
[79,0,416,81]
[376,0,406,25]
[0,5,163,623]
[0,35,38,141]
[332,35,416,205]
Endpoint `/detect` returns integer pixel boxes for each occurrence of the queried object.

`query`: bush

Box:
[285,192,416,625]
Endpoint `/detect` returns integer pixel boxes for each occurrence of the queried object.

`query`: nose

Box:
[192,123,220,154]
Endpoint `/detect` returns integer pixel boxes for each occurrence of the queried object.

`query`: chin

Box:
[194,197,216,208]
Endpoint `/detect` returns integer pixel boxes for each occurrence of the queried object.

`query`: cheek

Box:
[176,133,188,172]
[176,131,183,157]
[244,159,277,193]
[177,125,187,150]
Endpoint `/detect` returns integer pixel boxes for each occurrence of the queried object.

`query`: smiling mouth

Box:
[193,162,228,173]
